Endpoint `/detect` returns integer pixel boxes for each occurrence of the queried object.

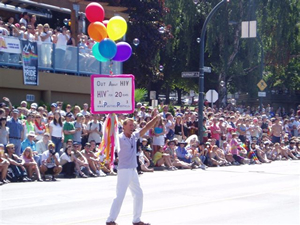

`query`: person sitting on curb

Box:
[0,144,10,185]
[73,142,96,178]
[5,143,31,182]
[22,146,43,181]
[40,142,62,181]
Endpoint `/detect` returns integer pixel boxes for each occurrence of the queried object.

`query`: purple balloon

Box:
[112,42,132,62]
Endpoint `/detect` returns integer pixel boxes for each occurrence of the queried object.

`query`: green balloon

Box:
[92,42,109,62]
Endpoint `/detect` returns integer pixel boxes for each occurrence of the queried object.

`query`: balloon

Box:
[99,38,117,59]
[107,16,127,41]
[112,42,132,62]
[85,2,105,23]
[88,22,107,42]
[92,43,109,62]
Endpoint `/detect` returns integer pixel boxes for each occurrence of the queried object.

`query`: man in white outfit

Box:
[106,116,160,225]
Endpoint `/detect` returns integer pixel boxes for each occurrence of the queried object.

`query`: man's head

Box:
[6,143,15,153]
[84,142,91,151]
[27,131,36,141]
[12,109,19,119]
[165,112,172,120]
[43,133,50,142]
[65,112,73,121]
[167,140,176,149]
[20,101,27,108]
[123,118,135,135]
[48,142,55,151]
[163,105,169,113]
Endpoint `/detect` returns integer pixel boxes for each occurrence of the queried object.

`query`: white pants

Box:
[107,168,143,223]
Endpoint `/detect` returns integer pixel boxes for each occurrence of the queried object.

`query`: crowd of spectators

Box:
[0,12,97,72]
[1,96,300,186]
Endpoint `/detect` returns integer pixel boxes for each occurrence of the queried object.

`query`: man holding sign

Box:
[106,115,160,225]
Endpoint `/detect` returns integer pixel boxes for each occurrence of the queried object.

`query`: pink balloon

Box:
[85,3,105,23]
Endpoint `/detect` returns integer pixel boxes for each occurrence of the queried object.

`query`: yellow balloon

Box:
[107,16,127,41]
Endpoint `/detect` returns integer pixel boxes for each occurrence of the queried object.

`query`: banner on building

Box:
[21,40,39,86]
[0,37,21,53]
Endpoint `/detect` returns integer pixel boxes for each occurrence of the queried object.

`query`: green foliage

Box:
[134,88,147,103]
[120,0,299,100]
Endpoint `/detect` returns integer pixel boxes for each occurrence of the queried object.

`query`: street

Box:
[1,160,299,225]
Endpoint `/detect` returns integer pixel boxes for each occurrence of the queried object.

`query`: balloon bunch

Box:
[86,2,132,63]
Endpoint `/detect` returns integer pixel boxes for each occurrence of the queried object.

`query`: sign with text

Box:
[91,74,135,114]
[0,37,21,54]
[21,40,38,86]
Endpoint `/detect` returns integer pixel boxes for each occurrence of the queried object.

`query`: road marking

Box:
[59,186,299,225]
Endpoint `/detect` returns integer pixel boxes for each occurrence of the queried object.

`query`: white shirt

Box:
[87,121,101,143]
[49,121,63,138]
[118,132,140,169]
[36,139,50,154]
[0,27,9,36]
[41,150,60,168]
[41,31,52,43]
[19,18,27,27]
[56,33,69,50]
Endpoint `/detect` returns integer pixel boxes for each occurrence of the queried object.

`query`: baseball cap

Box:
[66,112,73,117]
[12,109,19,114]
[51,103,57,108]
[31,103,38,109]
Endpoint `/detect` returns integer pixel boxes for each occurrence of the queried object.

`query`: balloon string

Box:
[109,60,114,75]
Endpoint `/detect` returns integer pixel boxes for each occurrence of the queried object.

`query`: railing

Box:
[0,36,122,76]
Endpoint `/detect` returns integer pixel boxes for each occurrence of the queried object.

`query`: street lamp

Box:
[197,0,229,142]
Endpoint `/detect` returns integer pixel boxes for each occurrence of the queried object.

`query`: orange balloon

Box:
[88,22,107,42]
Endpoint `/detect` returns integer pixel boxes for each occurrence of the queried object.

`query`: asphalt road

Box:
[1,160,299,225]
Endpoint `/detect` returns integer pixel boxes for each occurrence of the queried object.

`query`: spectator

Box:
[36,133,52,155]
[23,113,35,140]
[40,142,62,181]
[55,26,69,69]
[34,113,46,141]
[73,113,84,144]
[164,140,192,169]
[81,103,90,116]
[175,141,192,163]
[24,24,36,41]
[152,145,174,170]
[151,116,165,156]
[0,143,10,185]
[29,14,36,29]
[19,12,29,27]
[49,111,64,153]
[21,147,43,181]
[87,114,102,145]
[72,142,89,178]
[21,131,36,154]
[81,142,101,177]
[187,113,198,136]
[60,145,76,178]
[6,109,24,156]
[40,23,52,67]
[207,145,227,167]
[165,112,175,140]
[63,112,76,146]
[5,143,31,182]
[0,17,9,36]
[0,117,9,145]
